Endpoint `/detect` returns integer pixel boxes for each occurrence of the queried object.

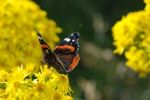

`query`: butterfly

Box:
[36,31,80,74]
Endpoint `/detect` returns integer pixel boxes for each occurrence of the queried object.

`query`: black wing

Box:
[54,32,80,72]
[36,31,67,74]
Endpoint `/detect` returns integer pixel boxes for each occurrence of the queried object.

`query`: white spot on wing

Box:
[64,38,70,42]
[72,39,75,42]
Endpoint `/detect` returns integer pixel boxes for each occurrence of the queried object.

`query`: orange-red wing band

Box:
[68,54,80,72]
[55,45,75,52]
[41,44,49,49]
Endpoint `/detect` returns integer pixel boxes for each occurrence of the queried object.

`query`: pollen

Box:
[36,82,46,92]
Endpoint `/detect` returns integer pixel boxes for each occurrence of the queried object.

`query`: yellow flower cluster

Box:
[145,0,150,11]
[0,64,73,100]
[0,0,62,70]
[0,0,74,99]
[112,0,150,77]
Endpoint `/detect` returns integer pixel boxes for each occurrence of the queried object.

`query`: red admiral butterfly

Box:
[36,31,80,74]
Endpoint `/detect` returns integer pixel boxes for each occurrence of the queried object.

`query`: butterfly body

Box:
[37,31,80,74]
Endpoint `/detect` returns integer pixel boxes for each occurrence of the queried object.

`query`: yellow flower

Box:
[53,91,73,100]
[145,3,150,13]
[112,0,150,76]
[0,0,62,70]
[0,64,73,99]
[0,70,9,82]
[0,0,74,99]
